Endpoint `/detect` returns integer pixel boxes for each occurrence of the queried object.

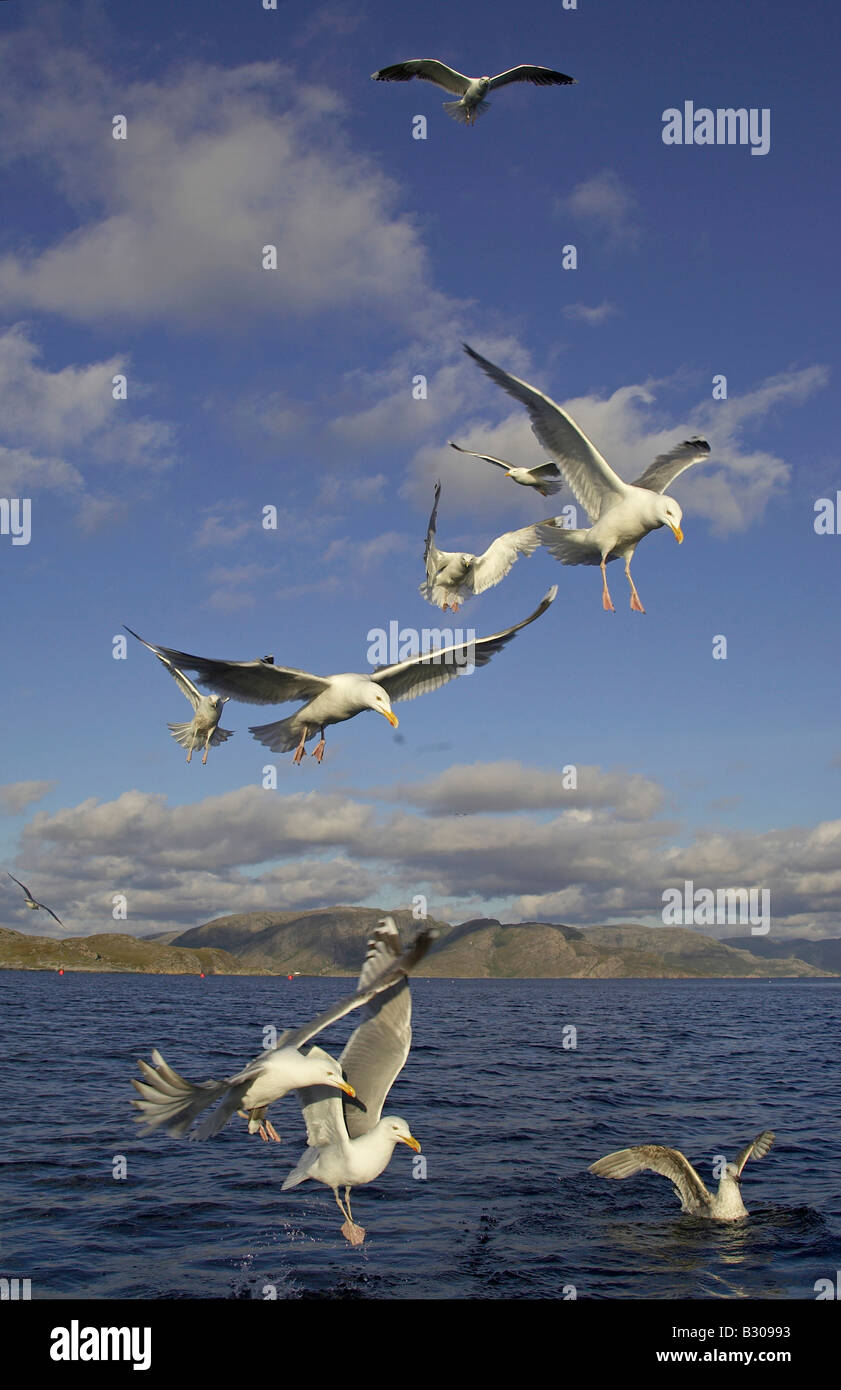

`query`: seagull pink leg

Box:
[292,727,309,764]
[600,560,615,613]
[337,1187,365,1245]
[626,560,646,613]
[311,728,327,763]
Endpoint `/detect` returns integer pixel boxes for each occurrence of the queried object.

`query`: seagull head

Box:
[657,496,684,543]
[382,1116,421,1152]
[366,683,399,728]
[307,1055,356,1097]
[210,695,230,708]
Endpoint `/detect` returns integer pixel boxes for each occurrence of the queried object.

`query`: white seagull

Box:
[125,627,233,765]
[464,343,711,613]
[449,440,564,497]
[131,921,436,1143]
[422,480,542,611]
[590,1130,776,1221]
[130,588,557,765]
[282,918,425,1245]
[6,871,65,928]
[371,59,576,125]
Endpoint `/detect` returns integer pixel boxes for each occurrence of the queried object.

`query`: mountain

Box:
[724,935,841,973]
[0,926,262,975]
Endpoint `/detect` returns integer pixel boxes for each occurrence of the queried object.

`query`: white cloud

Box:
[0,780,56,815]
[558,170,642,249]
[563,301,618,325]
[0,43,445,331]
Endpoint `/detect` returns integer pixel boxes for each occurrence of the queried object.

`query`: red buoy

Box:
[58,968,64,975]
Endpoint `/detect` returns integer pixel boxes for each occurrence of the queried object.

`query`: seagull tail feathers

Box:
[443,98,490,124]
[248,714,304,753]
[536,524,603,566]
[281,1148,320,1191]
[131,1051,230,1138]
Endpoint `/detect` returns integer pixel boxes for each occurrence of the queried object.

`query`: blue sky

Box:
[1,0,840,938]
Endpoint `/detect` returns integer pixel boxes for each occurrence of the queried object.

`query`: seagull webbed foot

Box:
[340,1220,366,1246]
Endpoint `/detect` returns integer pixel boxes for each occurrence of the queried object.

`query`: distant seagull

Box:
[125,627,234,765]
[282,918,425,1244]
[6,872,65,928]
[464,343,711,613]
[422,480,542,611]
[449,440,564,497]
[590,1130,775,1221]
[128,588,556,765]
[371,59,576,125]
[131,921,436,1143]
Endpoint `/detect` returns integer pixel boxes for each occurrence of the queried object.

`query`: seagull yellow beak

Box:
[339,1080,356,1098]
[670,524,684,543]
[400,1134,421,1153]
[382,711,399,728]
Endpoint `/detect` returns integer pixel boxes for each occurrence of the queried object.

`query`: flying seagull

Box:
[449,440,564,497]
[589,1130,775,1221]
[282,918,425,1244]
[422,480,542,611]
[6,871,65,928]
[371,59,576,125]
[125,627,234,765]
[463,343,711,613]
[131,921,436,1143]
[128,588,557,765]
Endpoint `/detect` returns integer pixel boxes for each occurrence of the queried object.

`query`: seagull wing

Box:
[589,1145,713,1208]
[340,939,415,1139]
[471,525,542,594]
[488,65,576,90]
[7,871,33,899]
[631,438,711,494]
[124,628,329,706]
[372,60,472,95]
[449,441,511,473]
[530,461,563,480]
[733,1130,775,1178]
[464,343,627,521]
[40,904,65,928]
[374,586,557,702]
[278,921,438,1052]
[423,480,443,583]
[295,1047,351,1149]
[125,627,203,709]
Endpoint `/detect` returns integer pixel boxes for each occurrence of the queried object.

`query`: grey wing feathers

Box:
[130,1048,228,1138]
[733,1130,775,1177]
[374,586,557,703]
[589,1145,712,1208]
[294,1046,349,1151]
[449,441,511,472]
[463,343,626,521]
[471,526,542,593]
[488,65,576,89]
[340,979,412,1139]
[424,480,442,579]
[124,628,328,706]
[7,871,33,898]
[631,438,711,494]
[372,60,472,95]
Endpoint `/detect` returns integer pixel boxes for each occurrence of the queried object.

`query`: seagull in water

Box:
[371,59,576,126]
[449,441,564,497]
[128,588,556,765]
[463,343,711,613]
[130,921,436,1143]
[125,627,233,765]
[6,872,65,928]
[589,1130,775,1221]
[282,918,427,1245]
[421,480,542,611]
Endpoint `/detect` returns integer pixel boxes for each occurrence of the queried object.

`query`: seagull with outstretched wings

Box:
[590,1130,776,1220]
[372,59,576,125]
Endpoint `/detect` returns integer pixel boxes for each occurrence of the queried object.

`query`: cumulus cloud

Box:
[5,777,841,938]
[0,780,56,815]
[558,170,642,249]
[375,761,666,820]
[0,40,445,331]
[563,301,618,325]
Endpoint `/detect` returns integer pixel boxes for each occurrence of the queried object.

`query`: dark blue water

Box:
[1,972,838,1299]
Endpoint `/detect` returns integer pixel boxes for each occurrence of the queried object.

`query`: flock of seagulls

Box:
[132,918,432,1243]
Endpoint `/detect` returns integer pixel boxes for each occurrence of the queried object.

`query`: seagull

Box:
[130,921,436,1143]
[127,588,557,765]
[125,627,234,765]
[421,480,542,611]
[6,872,65,928]
[463,343,711,613]
[449,441,564,497]
[589,1130,775,1221]
[371,59,576,125]
[282,918,426,1244]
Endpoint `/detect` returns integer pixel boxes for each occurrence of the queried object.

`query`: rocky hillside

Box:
[0,926,261,975]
